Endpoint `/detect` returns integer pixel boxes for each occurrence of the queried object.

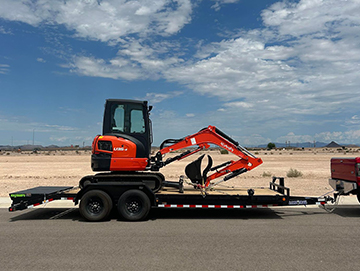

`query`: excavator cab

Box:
[91,99,153,172]
[102,99,152,158]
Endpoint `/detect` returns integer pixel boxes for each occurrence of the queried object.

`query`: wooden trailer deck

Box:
[158,186,281,196]
[62,185,282,197]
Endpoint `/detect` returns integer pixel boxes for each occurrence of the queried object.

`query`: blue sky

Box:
[1,0,360,147]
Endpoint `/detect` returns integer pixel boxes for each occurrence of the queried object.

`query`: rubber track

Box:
[80,172,164,192]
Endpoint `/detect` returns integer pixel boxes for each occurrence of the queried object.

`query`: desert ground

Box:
[1,148,359,197]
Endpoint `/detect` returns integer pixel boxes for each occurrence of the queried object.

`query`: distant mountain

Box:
[258,142,329,148]
[257,141,358,148]
[325,141,342,148]
[19,145,44,151]
[0,144,72,151]
[45,145,60,149]
[0,145,11,150]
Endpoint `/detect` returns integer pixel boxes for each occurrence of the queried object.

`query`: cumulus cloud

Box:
[70,55,144,80]
[70,39,185,80]
[2,0,360,144]
[0,0,193,42]
[314,130,360,144]
[162,0,360,126]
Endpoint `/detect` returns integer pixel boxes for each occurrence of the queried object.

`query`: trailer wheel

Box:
[80,190,113,222]
[118,190,150,221]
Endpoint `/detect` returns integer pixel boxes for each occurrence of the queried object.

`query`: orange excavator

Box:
[85,99,263,192]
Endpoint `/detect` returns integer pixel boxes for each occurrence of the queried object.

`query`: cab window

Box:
[130,109,145,133]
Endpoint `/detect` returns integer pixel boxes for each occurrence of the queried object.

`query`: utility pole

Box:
[32,129,35,145]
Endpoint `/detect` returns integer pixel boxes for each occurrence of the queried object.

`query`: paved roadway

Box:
[1,205,360,271]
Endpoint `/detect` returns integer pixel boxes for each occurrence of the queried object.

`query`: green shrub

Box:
[220,149,229,154]
[286,168,303,178]
[267,142,276,149]
[262,171,272,177]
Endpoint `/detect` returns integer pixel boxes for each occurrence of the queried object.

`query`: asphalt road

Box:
[1,206,360,271]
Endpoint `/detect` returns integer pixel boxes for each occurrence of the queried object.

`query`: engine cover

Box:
[92,135,148,171]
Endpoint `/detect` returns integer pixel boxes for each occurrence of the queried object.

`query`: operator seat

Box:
[185,154,213,185]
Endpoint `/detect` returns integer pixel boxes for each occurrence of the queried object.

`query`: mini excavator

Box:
[9,99,331,221]
[84,99,263,193]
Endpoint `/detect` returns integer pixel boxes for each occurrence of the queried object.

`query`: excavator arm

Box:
[151,125,263,188]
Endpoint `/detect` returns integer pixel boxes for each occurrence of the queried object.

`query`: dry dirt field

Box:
[1,149,359,197]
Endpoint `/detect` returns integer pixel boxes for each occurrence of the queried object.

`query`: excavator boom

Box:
[151,125,263,187]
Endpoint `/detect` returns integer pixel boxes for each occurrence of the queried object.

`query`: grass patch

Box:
[286,168,303,178]
[262,171,272,178]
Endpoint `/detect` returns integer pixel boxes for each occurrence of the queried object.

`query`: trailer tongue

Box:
[9,186,76,212]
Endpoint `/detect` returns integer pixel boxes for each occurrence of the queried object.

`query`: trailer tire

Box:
[118,190,150,221]
[80,190,113,222]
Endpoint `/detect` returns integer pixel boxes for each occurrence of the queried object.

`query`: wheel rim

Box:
[86,197,103,215]
[125,197,142,215]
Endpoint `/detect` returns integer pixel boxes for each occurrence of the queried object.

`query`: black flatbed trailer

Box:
[8,177,331,221]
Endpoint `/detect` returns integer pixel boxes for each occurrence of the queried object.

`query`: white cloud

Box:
[0,117,78,133]
[261,0,360,38]
[224,101,253,108]
[274,129,360,145]
[161,0,360,127]
[276,132,314,144]
[36,58,46,63]
[241,134,271,147]
[0,114,95,145]
[49,136,71,143]
[315,130,360,144]
[70,55,143,80]
[0,0,193,42]
[141,91,183,104]
[0,25,12,34]
[211,0,240,11]
[70,39,185,80]
[186,113,195,117]
[2,0,360,146]
[0,63,9,74]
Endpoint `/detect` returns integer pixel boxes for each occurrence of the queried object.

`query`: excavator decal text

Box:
[220,142,234,152]
[113,147,128,152]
